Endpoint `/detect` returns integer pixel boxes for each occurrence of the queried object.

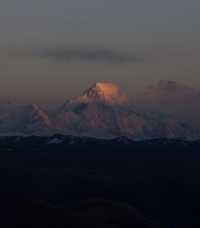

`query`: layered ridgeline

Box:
[0,82,199,139]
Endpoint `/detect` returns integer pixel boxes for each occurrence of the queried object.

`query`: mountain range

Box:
[0,81,199,140]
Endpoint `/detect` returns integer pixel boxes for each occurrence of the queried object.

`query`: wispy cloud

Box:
[30,47,143,64]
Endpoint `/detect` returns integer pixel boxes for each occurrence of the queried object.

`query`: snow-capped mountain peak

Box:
[67,82,128,105]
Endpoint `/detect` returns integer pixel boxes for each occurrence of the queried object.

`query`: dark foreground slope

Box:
[3,200,161,228]
[1,136,200,227]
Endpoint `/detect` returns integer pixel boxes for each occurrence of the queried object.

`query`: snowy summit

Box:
[69,82,128,105]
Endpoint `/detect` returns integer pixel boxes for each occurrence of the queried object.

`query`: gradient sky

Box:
[0,0,200,104]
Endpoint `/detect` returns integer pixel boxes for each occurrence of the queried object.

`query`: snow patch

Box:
[47,138,64,144]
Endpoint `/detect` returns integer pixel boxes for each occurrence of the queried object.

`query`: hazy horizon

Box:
[1,0,200,103]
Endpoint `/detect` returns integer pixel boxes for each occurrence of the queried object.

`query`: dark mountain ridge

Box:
[1,135,200,160]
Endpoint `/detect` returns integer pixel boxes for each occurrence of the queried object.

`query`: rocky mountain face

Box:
[0,81,199,139]
[0,103,52,136]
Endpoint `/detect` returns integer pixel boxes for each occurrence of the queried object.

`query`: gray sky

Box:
[1,0,200,46]
[0,0,200,103]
